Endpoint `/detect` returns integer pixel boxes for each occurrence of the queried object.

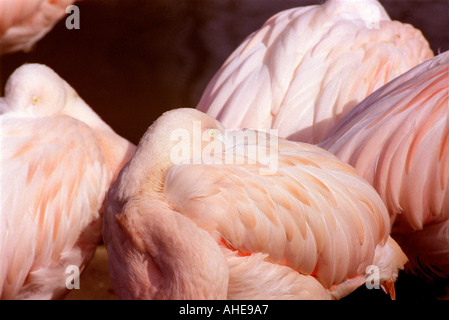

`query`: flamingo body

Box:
[320,51,449,277]
[0,64,135,299]
[103,108,407,300]
[0,0,76,54]
[197,0,433,144]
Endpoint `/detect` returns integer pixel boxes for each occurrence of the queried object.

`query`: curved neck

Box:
[115,200,229,299]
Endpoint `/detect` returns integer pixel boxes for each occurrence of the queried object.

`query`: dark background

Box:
[1,0,448,145]
[1,0,448,300]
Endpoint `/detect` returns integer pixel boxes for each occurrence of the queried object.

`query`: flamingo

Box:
[0,0,77,55]
[320,51,449,278]
[103,107,407,300]
[197,0,433,144]
[0,63,136,299]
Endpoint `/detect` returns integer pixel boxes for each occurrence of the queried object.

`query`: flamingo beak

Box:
[381,279,396,300]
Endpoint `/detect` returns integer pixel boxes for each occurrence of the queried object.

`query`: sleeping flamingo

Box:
[103,108,407,300]
[320,51,449,278]
[0,0,77,55]
[197,0,433,144]
[0,63,136,299]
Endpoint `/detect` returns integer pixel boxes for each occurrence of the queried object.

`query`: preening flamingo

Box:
[0,0,77,55]
[320,51,449,277]
[0,63,136,299]
[197,0,433,144]
[103,108,407,300]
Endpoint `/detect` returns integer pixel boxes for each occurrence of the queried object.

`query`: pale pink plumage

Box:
[103,108,407,300]
[320,51,449,277]
[197,0,433,144]
[0,0,77,55]
[0,64,136,299]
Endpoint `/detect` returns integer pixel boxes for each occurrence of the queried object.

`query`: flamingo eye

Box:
[31,96,40,105]
[207,128,224,143]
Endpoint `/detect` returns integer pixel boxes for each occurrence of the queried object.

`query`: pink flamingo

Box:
[0,0,77,55]
[320,51,449,277]
[0,63,135,299]
[197,0,433,144]
[103,108,407,299]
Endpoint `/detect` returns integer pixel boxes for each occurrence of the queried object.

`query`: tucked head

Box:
[3,63,67,116]
[3,63,120,135]
[3,63,101,124]
[117,108,225,197]
[137,107,225,166]
[2,63,136,179]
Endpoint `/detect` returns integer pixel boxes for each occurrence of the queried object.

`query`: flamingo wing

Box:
[0,0,76,54]
[197,0,433,143]
[321,51,449,234]
[163,136,391,291]
[0,114,110,299]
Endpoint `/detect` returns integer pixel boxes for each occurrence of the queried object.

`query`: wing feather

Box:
[164,137,389,288]
[197,0,433,143]
[321,51,449,233]
[0,115,110,299]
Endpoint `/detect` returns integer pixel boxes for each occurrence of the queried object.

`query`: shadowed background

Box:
[0,0,448,300]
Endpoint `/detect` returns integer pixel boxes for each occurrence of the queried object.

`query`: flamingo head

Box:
[3,63,136,181]
[115,108,225,198]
